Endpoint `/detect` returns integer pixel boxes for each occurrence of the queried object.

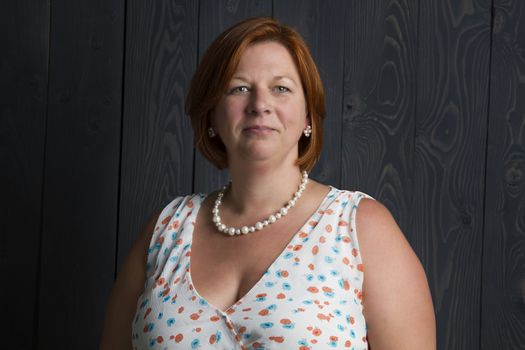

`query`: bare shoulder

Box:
[354,197,436,349]
[354,198,416,279]
[355,198,408,257]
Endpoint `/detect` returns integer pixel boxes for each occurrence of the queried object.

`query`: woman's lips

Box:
[243,125,275,134]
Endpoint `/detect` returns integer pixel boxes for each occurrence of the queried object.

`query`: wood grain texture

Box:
[274,0,345,188]
[414,0,491,349]
[481,0,525,348]
[5,0,525,347]
[0,1,49,348]
[341,0,417,253]
[117,0,197,270]
[193,0,272,194]
[36,1,124,348]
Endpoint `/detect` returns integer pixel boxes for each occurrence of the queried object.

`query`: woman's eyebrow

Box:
[230,75,298,85]
[231,76,249,82]
[274,76,298,85]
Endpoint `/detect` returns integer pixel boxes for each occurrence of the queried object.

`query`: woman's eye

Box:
[229,86,249,94]
[275,86,290,93]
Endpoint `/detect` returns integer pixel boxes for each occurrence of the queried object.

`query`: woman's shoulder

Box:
[317,182,376,206]
[132,193,206,250]
[162,192,207,209]
[350,191,403,252]
[348,190,431,311]
[345,191,436,347]
[320,184,398,254]
[155,192,207,219]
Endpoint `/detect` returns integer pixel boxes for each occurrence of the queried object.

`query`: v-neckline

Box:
[186,186,336,314]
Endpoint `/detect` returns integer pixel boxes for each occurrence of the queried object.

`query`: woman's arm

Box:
[356,198,436,349]
[99,211,161,350]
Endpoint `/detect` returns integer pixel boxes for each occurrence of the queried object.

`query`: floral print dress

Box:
[132,186,374,350]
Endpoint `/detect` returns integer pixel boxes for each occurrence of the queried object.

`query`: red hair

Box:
[185,17,326,171]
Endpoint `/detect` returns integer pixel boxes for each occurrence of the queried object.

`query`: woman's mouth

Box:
[243,125,275,135]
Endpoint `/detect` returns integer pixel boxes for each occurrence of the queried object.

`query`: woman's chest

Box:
[189,220,303,311]
[134,236,368,350]
[132,190,370,349]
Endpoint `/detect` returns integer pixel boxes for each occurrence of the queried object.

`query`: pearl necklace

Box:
[213,171,309,236]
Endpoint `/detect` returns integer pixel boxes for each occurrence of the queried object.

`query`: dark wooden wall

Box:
[2,0,524,349]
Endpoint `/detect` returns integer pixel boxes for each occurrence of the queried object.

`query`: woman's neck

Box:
[224,163,304,217]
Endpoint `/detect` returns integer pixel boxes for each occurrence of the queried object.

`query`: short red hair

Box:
[185,16,326,172]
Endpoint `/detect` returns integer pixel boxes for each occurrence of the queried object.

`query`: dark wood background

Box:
[2,0,524,349]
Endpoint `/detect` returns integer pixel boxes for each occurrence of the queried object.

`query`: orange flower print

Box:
[132,190,374,349]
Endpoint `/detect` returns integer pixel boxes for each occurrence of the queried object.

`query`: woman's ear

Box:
[208,111,217,131]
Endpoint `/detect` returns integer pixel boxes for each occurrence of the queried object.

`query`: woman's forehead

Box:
[232,42,301,79]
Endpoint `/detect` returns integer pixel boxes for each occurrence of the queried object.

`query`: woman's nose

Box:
[246,88,271,115]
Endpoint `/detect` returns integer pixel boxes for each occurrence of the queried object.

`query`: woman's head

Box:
[185,16,325,172]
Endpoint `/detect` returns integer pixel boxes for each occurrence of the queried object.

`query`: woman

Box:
[100,17,435,350]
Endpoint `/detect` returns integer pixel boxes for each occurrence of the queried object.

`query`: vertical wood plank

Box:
[481,0,525,348]
[193,0,272,194]
[0,1,49,348]
[341,0,418,263]
[414,0,491,348]
[274,0,345,188]
[118,0,198,269]
[37,0,124,348]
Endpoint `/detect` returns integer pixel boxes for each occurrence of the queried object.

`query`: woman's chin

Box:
[226,140,297,165]
[237,145,282,163]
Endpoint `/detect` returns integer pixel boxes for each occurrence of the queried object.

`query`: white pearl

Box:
[213,172,308,235]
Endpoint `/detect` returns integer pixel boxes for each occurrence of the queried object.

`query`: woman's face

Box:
[212,41,308,168]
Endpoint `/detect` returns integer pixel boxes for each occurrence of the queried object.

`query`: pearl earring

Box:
[208,127,216,138]
[303,125,312,137]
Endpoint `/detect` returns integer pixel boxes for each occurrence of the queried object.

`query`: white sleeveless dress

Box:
[132,187,375,350]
